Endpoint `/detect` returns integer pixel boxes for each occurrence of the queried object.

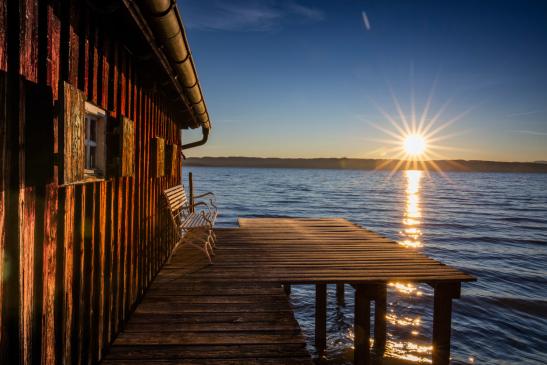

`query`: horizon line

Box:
[186,156,547,164]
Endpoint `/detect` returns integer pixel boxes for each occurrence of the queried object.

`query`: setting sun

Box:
[403,134,427,156]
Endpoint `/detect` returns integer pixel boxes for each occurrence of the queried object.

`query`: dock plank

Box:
[101,218,474,365]
[103,280,312,364]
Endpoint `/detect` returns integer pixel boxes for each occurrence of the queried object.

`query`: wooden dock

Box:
[102,218,475,365]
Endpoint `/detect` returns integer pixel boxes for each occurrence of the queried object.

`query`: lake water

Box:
[183,166,547,364]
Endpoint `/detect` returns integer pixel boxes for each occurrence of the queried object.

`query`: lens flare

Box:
[366,78,473,177]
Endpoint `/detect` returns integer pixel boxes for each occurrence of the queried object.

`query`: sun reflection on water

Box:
[388,282,423,296]
[399,170,423,248]
[306,170,435,364]
[382,170,432,363]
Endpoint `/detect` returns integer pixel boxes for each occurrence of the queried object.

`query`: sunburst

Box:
[369,80,473,177]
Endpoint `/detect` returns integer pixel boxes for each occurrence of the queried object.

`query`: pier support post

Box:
[336,284,345,305]
[432,283,460,365]
[354,285,372,365]
[188,172,194,213]
[315,284,327,357]
[284,284,291,296]
[374,284,387,354]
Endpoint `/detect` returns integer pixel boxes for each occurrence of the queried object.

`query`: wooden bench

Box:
[163,185,218,262]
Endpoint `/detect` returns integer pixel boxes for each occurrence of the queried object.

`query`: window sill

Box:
[83,174,105,183]
[59,175,105,187]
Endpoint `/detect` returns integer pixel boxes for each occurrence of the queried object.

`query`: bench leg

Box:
[206,234,215,256]
[201,231,213,263]
[202,229,215,257]
[209,229,216,249]
[195,229,214,256]
[182,229,213,263]
[165,237,185,264]
[210,229,217,246]
[202,245,212,263]
[180,239,212,263]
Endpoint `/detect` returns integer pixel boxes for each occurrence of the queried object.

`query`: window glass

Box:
[83,103,105,177]
[89,118,96,141]
[85,115,98,170]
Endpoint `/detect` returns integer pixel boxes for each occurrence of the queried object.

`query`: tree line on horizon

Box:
[183,157,547,173]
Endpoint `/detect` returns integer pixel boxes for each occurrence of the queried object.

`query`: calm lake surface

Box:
[183,166,547,364]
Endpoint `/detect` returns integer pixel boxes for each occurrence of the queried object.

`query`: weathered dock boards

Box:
[102,218,474,365]
[102,248,313,365]
[232,218,473,283]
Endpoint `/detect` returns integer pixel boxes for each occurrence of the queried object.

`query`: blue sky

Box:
[180,0,547,162]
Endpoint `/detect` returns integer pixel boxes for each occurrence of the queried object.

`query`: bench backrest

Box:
[164,185,188,213]
[163,185,192,234]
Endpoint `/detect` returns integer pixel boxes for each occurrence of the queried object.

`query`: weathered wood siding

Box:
[0,1,183,364]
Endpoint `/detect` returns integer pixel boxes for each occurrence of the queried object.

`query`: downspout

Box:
[181,126,209,150]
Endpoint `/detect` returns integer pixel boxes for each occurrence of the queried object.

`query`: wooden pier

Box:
[102,218,475,365]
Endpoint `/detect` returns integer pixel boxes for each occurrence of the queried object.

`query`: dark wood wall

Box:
[0,0,184,363]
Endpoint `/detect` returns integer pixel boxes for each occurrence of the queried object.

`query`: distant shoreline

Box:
[184,157,547,174]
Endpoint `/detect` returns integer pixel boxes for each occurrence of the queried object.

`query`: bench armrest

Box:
[194,192,215,199]
[193,193,217,212]
[184,201,208,210]
[184,201,214,216]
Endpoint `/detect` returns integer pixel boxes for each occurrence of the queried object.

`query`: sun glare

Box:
[403,134,426,156]
[366,78,472,177]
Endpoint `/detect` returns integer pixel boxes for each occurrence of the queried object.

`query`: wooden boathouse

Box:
[0,1,475,365]
[0,0,210,363]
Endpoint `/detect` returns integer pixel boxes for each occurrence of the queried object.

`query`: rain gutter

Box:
[121,0,211,130]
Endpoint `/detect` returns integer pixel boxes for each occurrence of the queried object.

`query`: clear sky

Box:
[179,0,547,162]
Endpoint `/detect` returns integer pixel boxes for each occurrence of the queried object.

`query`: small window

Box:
[84,102,106,177]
